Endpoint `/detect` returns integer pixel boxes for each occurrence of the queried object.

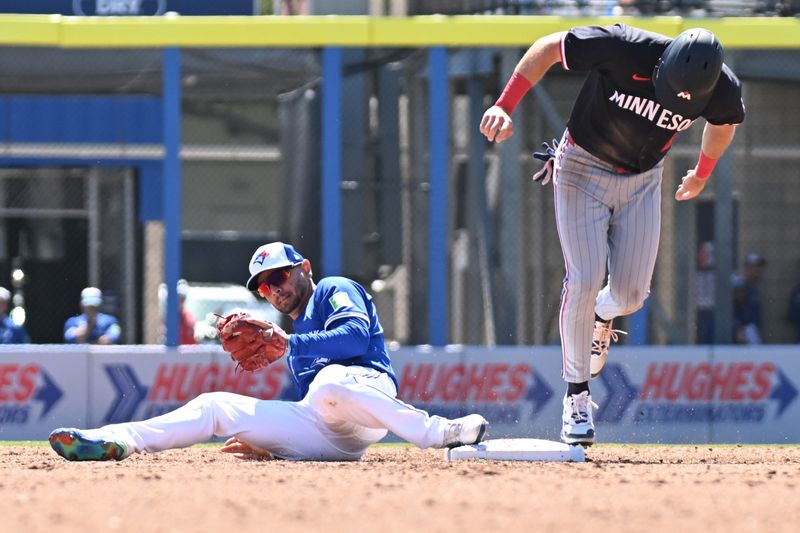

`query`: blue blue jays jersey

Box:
[0,315,29,344]
[64,312,121,344]
[287,276,397,398]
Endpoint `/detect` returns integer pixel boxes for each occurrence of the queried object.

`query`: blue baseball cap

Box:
[246,242,305,291]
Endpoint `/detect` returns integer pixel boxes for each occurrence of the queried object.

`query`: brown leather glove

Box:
[216,312,288,372]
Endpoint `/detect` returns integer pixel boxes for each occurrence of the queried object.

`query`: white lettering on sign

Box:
[96,0,143,15]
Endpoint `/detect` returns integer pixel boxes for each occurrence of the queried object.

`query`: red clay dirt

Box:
[2,444,798,533]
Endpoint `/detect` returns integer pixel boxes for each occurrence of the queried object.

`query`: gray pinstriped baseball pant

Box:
[552,131,663,383]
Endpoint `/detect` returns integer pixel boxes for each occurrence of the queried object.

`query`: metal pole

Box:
[498,49,524,344]
[322,47,343,277]
[428,47,448,346]
[467,55,496,346]
[713,152,735,345]
[162,47,181,347]
[123,169,137,344]
[87,168,100,287]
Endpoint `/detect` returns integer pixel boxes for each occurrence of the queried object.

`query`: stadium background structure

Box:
[0,15,798,346]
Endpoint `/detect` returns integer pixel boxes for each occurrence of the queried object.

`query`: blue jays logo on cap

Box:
[246,242,305,291]
[252,250,270,266]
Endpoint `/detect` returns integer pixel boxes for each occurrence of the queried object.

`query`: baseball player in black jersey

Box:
[480,24,745,446]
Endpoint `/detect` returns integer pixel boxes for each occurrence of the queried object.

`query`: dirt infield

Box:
[2,443,798,533]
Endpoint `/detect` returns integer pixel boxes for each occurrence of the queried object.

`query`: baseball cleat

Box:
[442,414,489,448]
[561,391,598,447]
[590,319,626,379]
[49,428,129,462]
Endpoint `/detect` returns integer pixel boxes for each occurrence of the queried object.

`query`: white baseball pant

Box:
[80,364,451,460]
[553,131,663,383]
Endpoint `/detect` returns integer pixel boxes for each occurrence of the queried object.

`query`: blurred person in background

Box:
[64,287,121,345]
[178,280,197,345]
[732,275,760,344]
[0,286,29,344]
[732,253,766,345]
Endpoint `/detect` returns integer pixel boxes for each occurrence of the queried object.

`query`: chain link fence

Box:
[0,32,798,346]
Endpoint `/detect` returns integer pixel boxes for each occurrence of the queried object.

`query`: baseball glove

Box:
[531,138,559,185]
[216,312,288,372]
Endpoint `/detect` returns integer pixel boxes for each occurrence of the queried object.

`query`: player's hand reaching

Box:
[220,436,273,460]
[480,105,514,143]
[675,169,707,201]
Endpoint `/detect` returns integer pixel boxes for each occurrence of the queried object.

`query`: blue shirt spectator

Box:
[64,287,121,344]
[0,287,29,344]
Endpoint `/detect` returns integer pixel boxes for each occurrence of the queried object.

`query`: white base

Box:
[444,438,586,462]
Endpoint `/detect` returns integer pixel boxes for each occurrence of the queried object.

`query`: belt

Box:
[564,131,631,174]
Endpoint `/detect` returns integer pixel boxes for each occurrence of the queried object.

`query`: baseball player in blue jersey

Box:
[480,25,745,445]
[64,287,121,344]
[0,287,28,344]
[49,242,488,461]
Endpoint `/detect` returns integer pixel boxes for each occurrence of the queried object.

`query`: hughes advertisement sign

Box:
[0,345,797,443]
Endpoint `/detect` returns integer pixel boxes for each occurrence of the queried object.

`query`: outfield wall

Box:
[1,345,797,443]
[0,14,799,48]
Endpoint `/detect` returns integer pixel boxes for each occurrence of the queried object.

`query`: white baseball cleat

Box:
[590,319,626,379]
[560,391,598,447]
[442,414,489,449]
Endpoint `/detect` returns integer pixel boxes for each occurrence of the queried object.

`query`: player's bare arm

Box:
[480,32,563,144]
[675,122,737,201]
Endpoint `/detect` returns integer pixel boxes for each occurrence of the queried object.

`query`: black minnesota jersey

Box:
[561,24,745,173]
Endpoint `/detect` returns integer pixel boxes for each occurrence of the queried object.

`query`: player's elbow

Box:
[340,320,371,351]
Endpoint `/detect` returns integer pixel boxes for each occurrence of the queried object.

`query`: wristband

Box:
[495,71,533,114]
[695,151,719,180]
[284,335,293,357]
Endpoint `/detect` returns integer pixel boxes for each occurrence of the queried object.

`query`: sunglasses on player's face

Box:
[257,265,297,298]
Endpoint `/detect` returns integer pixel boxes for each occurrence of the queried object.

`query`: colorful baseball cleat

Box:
[442,414,489,448]
[590,319,627,379]
[560,391,598,447]
[49,428,130,462]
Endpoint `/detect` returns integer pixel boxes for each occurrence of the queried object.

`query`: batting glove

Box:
[532,138,559,185]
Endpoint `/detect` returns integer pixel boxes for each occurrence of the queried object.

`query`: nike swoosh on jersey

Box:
[632,74,651,81]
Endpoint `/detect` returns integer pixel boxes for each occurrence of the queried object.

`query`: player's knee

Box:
[187,392,228,417]
[308,382,352,414]
[191,391,224,405]
[567,274,603,295]
[616,288,649,315]
[187,392,231,435]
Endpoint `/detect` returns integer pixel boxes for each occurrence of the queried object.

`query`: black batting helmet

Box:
[654,28,723,117]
